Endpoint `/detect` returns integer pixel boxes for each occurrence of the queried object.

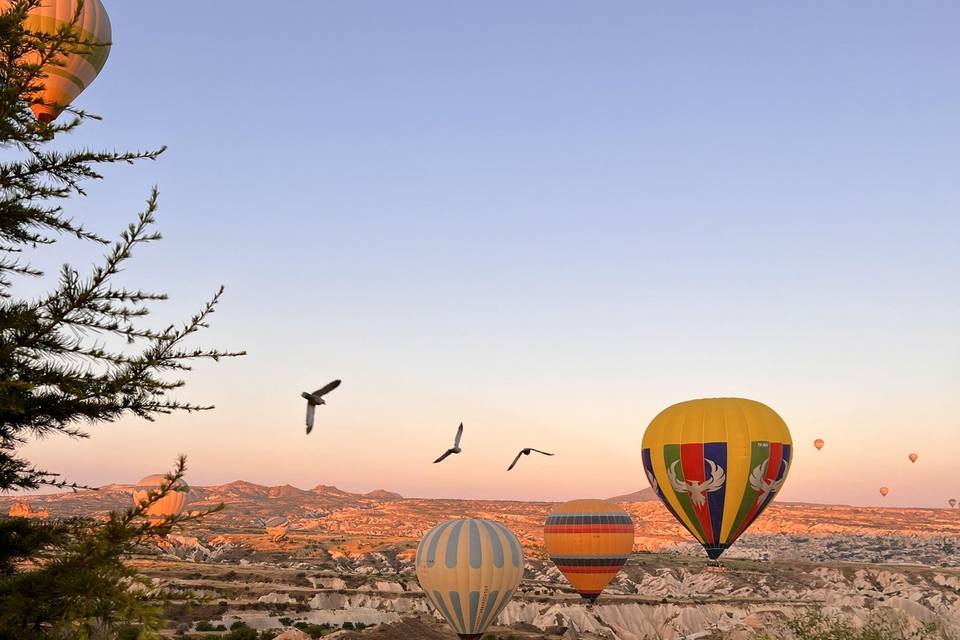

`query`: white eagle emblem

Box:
[667,459,725,508]
[749,459,787,499]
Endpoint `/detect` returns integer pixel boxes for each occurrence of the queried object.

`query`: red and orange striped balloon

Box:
[543,499,634,603]
[1,0,112,122]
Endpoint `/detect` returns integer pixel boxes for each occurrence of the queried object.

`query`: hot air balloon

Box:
[948,499,956,509]
[814,439,824,451]
[415,518,523,639]
[879,486,889,497]
[642,397,793,560]
[2,0,112,122]
[265,516,290,542]
[544,499,634,603]
[133,474,189,524]
[908,453,918,464]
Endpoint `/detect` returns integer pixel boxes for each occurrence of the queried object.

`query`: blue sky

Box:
[21,2,960,505]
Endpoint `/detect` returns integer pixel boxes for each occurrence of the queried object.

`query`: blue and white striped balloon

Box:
[415,518,524,639]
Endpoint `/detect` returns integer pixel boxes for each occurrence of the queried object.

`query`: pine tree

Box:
[0,2,244,637]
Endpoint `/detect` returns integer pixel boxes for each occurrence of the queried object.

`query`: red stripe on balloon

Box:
[680,442,716,544]
[554,566,623,574]
[544,525,634,534]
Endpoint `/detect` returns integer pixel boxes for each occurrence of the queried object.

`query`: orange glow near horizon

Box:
[18,366,960,509]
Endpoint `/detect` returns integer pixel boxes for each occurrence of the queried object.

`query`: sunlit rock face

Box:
[258,592,297,605]
[7,501,48,518]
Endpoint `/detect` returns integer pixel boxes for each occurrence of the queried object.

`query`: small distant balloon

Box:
[948,498,957,509]
[908,453,918,464]
[133,474,189,524]
[879,486,890,497]
[2,0,112,122]
[814,439,824,451]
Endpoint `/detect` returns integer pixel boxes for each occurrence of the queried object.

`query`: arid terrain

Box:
[5,482,960,639]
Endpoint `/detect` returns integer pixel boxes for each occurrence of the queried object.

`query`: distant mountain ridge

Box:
[72,480,398,499]
[607,488,656,503]
[365,489,403,500]
[0,480,406,522]
[4,481,957,547]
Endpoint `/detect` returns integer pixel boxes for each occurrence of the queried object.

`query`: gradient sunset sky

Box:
[18,2,959,507]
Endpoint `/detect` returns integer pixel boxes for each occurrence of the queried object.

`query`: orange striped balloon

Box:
[1,0,112,122]
[543,499,634,603]
[133,474,189,525]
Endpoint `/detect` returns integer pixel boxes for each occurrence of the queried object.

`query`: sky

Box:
[15,2,960,507]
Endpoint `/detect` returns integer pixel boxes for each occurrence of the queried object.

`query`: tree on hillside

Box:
[0,2,244,637]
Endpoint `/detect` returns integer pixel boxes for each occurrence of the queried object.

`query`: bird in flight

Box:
[302,380,341,434]
[433,423,464,463]
[507,448,554,471]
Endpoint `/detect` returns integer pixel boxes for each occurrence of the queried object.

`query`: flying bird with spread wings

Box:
[507,448,554,471]
[433,423,464,463]
[302,379,341,434]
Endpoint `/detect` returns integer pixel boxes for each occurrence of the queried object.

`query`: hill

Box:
[607,488,656,502]
[3,480,959,553]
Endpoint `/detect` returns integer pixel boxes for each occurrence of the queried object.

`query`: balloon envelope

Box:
[879,487,890,497]
[948,499,956,509]
[415,519,523,639]
[908,453,918,463]
[642,398,793,559]
[2,0,112,122]
[544,499,634,603]
[814,439,824,451]
[133,474,189,524]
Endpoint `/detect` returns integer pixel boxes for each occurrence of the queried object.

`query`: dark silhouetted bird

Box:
[302,380,341,434]
[433,423,464,463]
[507,448,554,471]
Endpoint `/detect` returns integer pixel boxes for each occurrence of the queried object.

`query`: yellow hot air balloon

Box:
[2,0,112,122]
[814,438,824,451]
[879,486,889,497]
[642,398,793,560]
[544,499,634,603]
[133,474,189,524]
[415,518,523,640]
[908,453,918,464]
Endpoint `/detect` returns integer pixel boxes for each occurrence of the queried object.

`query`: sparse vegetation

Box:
[752,610,948,640]
[293,621,334,638]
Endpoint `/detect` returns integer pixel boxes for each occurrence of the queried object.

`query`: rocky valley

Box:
[4,482,960,639]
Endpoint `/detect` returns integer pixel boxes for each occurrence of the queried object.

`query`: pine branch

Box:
[0,7,241,636]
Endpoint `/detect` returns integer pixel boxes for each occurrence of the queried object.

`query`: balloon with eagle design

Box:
[641,397,793,560]
[948,498,956,509]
